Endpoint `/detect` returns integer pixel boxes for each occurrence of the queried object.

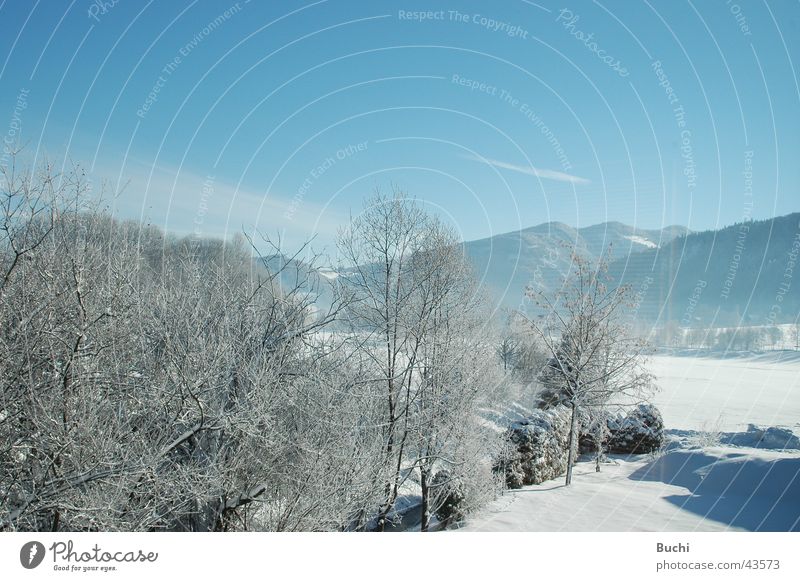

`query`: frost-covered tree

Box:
[497,334,519,372]
[410,231,491,531]
[1,160,501,532]
[0,156,382,531]
[337,190,497,530]
[764,326,783,350]
[793,320,800,350]
[520,249,654,486]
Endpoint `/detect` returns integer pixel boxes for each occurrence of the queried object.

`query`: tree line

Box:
[0,160,504,532]
[652,321,797,351]
[1,157,654,531]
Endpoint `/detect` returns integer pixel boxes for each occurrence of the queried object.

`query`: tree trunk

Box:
[376,500,391,532]
[594,431,603,472]
[565,403,579,486]
[420,466,430,532]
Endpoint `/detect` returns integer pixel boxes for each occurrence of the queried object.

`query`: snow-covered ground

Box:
[460,448,799,532]
[460,353,800,532]
[648,352,800,433]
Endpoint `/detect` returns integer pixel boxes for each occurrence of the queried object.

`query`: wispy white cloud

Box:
[465,155,590,185]
[86,157,346,253]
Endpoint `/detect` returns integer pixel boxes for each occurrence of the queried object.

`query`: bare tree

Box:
[0,156,383,532]
[1,161,502,532]
[337,189,497,530]
[409,225,490,531]
[336,190,434,529]
[497,335,518,372]
[517,249,654,486]
[764,326,782,350]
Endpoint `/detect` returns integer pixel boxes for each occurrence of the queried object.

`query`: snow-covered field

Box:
[461,448,799,532]
[460,353,800,532]
[649,352,800,433]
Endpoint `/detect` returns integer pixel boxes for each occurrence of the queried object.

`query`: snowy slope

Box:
[463,221,687,314]
[460,353,800,532]
[460,448,800,532]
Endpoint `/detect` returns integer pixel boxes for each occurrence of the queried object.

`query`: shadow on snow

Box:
[629,450,800,531]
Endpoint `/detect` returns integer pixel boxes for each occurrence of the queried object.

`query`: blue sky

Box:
[1,0,798,251]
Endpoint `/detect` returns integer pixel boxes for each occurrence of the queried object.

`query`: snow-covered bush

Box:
[577,408,606,453]
[726,425,800,450]
[494,405,575,488]
[430,470,467,526]
[607,404,665,453]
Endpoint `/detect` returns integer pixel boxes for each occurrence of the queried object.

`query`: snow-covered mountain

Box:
[463,221,689,313]
[608,213,800,325]
[266,213,800,325]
